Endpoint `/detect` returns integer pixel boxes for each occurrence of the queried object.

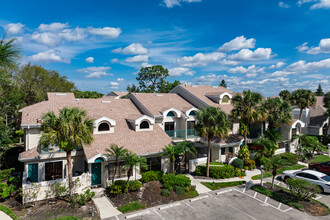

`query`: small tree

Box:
[105,144,128,184]
[290,89,316,121]
[121,151,147,183]
[175,141,197,173]
[286,178,320,201]
[219,79,227,88]
[279,90,291,102]
[15,129,24,144]
[161,144,179,173]
[268,155,285,189]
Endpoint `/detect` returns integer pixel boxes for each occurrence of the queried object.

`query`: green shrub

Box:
[161,189,171,197]
[0,168,17,200]
[279,153,298,165]
[114,180,128,193]
[162,173,191,190]
[231,158,244,169]
[141,170,164,183]
[70,189,95,207]
[128,180,142,192]
[244,159,256,170]
[174,186,184,195]
[194,165,238,179]
[286,178,320,200]
[234,168,245,177]
[108,184,122,196]
[0,204,17,220]
[256,156,272,171]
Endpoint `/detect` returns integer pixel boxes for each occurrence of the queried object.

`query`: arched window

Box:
[140,121,150,129]
[222,95,230,103]
[167,111,175,117]
[98,122,110,132]
[189,111,197,116]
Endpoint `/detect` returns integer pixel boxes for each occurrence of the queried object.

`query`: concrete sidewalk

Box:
[186,174,211,194]
[0,211,12,220]
[92,188,122,219]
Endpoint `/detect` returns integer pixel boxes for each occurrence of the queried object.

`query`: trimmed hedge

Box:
[279,153,298,165]
[231,158,244,169]
[161,173,191,190]
[195,164,243,179]
[141,170,164,183]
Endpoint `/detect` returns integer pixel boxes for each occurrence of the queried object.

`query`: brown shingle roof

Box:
[20,93,172,159]
[309,96,328,127]
[177,85,235,115]
[106,91,129,97]
[131,93,196,117]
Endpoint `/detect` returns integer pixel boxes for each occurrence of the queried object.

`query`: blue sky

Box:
[1,0,330,96]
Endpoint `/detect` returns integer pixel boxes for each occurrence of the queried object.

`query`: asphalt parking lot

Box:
[108,185,330,220]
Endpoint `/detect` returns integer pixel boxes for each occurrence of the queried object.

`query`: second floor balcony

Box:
[165,129,198,140]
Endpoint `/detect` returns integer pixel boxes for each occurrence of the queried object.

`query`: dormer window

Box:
[222,95,230,103]
[189,111,197,116]
[167,111,175,117]
[140,121,150,129]
[98,122,110,132]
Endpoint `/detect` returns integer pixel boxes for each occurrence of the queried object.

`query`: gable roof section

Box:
[174,85,235,115]
[131,93,196,117]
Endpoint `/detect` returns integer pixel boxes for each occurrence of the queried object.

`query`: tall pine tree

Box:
[219,79,227,88]
[316,84,324,96]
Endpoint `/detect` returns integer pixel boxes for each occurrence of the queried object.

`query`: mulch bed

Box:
[1,197,99,220]
[107,181,197,209]
[262,183,329,216]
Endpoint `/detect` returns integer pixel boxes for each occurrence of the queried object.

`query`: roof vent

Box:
[55,93,67,96]
[192,85,198,87]
[156,94,163,97]
[212,86,218,88]
[101,101,111,103]
[76,99,79,101]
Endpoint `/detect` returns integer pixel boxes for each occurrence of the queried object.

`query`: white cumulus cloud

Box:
[85,57,94,63]
[298,38,330,54]
[38,22,69,32]
[28,50,70,63]
[268,62,286,69]
[279,2,290,8]
[77,66,112,78]
[163,0,202,8]
[177,52,226,67]
[218,36,256,52]
[228,48,272,61]
[88,27,122,39]
[2,23,25,35]
[227,65,265,77]
[125,55,149,63]
[169,67,195,76]
[110,58,119,63]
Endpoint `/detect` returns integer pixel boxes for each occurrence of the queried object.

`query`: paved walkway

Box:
[0,211,12,220]
[92,188,122,219]
[186,174,211,194]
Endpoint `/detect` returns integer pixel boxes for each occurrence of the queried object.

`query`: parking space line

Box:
[152,209,165,220]
[189,195,209,202]
[264,197,268,203]
[228,204,257,220]
[314,195,322,200]
[158,202,181,210]
[115,215,119,220]
[125,210,151,219]
[278,203,282,209]
[283,208,293,212]
[253,192,257,198]
[243,187,246,193]
[183,201,209,218]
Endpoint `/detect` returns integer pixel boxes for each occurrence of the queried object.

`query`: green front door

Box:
[28,163,38,182]
[91,163,102,186]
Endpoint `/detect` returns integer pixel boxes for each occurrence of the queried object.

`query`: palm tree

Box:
[232,90,267,146]
[263,97,293,131]
[256,137,277,157]
[175,141,197,173]
[120,151,147,183]
[195,106,231,177]
[290,89,316,121]
[40,107,94,199]
[0,37,20,68]
[105,144,128,183]
[279,90,291,102]
[268,155,286,189]
[161,144,178,173]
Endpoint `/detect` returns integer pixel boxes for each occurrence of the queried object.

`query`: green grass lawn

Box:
[0,204,17,220]
[310,155,330,163]
[251,165,305,180]
[118,202,145,213]
[201,181,246,190]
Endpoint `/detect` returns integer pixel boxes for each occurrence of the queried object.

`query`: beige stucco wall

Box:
[25,128,42,151]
